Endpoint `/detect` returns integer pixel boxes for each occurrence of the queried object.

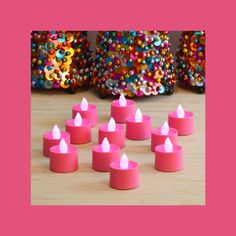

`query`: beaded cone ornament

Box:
[176,31,205,93]
[92,31,176,97]
[31,31,93,92]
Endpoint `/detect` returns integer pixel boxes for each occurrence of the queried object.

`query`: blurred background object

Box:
[176,31,205,94]
[92,31,176,97]
[31,31,93,93]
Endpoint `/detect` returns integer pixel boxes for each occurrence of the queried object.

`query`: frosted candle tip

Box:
[74,112,82,126]
[164,137,173,152]
[120,153,129,169]
[135,108,143,122]
[52,124,61,139]
[81,97,88,111]
[119,94,127,107]
[177,104,185,118]
[102,137,110,152]
[108,117,116,131]
[59,138,68,153]
[161,121,169,135]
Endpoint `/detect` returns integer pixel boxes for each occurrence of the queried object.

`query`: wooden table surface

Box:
[31,86,205,205]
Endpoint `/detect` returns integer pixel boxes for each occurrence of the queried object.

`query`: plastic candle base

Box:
[155,145,183,172]
[126,115,151,140]
[110,100,136,123]
[65,119,91,144]
[49,145,78,173]
[43,131,70,157]
[168,111,194,136]
[92,144,120,172]
[110,161,139,190]
[72,104,97,127]
[151,127,178,152]
[98,124,125,148]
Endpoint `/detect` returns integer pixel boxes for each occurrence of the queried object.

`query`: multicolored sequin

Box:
[176,31,205,93]
[31,31,93,90]
[92,31,176,97]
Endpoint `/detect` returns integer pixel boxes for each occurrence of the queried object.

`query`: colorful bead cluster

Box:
[176,31,205,93]
[31,31,93,90]
[92,31,176,97]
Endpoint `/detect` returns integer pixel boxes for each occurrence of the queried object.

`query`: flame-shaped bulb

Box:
[59,138,68,153]
[74,112,82,126]
[108,117,116,131]
[135,108,143,122]
[164,137,173,153]
[161,121,169,135]
[119,94,127,107]
[80,97,88,111]
[177,104,185,118]
[102,137,110,152]
[52,124,61,139]
[120,153,129,169]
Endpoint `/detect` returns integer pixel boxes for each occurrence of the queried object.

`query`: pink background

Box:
[1,0,235,235]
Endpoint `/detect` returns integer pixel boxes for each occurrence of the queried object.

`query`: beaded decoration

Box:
[31,31,93,91]
[176,31,205,93]
[92,31,176,97]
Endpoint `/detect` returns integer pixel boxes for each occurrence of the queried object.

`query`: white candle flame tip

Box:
[164,137,173,153]
[135,108,143,122]
[59,138,68,153]
[177,104,185,118]
[120,153,129,169]
[102,137,110,152]
[81,97,88,111]
[161,121,169,135]
[119,94,127,107]
[108,117,116,131]
[74,112,82,126]
[52,124,61,139]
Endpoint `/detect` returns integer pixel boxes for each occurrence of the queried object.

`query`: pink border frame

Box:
[1,0,235,234]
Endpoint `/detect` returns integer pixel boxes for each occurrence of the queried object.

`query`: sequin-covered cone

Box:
[176,31,205,93]
[31,31,93,92]
[92,31,176,97]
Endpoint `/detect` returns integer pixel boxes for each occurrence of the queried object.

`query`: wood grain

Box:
[31,86,205,205]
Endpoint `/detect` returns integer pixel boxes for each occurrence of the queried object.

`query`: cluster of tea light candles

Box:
[43,95,194,190]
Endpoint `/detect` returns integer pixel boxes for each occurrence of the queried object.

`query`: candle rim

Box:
[66,118,91,127]
[155,144,182,153]
[50,144,77,154]
[73,103,96,111]
[112,99,135,107]
[126,115,151,123]
[152,127,178,135]
[93,143,120,153]
[169,111,193,118]
[44,131,69,140]
[99,123,124,131]
[110,160,138,169]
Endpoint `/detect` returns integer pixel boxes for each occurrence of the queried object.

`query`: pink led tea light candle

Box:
[43,125,70,157]
[50,138,78,173]
[72,97,98,127]
[155,137,183,172]
[110,94,136,123]
[65,112,91,144]
[110,154,139,190]
[92,137,120,172]
[126,108,152,140]
[151,121,178,152]
[168,105,194,136]
[98,117,125,148]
